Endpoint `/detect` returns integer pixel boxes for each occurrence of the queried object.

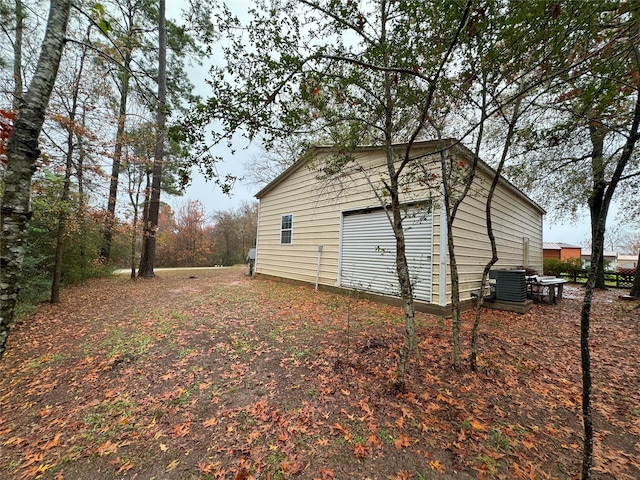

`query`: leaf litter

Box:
[0,268,638,479]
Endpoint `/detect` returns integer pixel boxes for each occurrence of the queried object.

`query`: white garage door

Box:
[340,207,433,301]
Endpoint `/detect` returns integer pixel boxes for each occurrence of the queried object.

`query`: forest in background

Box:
[0,1,256,316]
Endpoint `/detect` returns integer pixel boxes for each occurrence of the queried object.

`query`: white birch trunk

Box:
[0,0,72,357]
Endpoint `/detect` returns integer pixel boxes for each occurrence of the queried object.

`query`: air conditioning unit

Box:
[489,270,527,303]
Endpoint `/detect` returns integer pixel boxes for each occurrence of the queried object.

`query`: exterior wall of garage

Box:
[447,167,544,303]
[254,140,544,309]
[254,144,440,300]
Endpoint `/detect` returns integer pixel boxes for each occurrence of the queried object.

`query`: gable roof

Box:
[255,138,545,215]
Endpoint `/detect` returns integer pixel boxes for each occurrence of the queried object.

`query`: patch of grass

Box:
[288,346,311,359]
[170,309,189,323]
[230,336,254,355]
[268,326,282,341]
[2,460,20,472]
[154,319,174,336]
[102,328,152,359]
[178,347,197,358]
[169,385,198,406]
[378,428,394,444]
[265,451,286,480]
[83,397,137,442]
[26,353,66,369]
[477,454,499,477]
[488,428,512,452]
[322,296,345,312]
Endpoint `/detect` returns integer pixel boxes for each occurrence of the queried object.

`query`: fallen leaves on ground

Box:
[0,266,638,479]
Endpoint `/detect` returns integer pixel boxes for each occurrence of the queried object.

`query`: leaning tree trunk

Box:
[439,143,478,371]
[579,211,606,480]
[391,191,417,392]
[470,94,522,371]
[50,128,74,304]
[588,122,608,289]
[76,109,88,271]
[580,89,640,480]
[128,164,145,280]
[0,0,72,358]
[138,0,166,278]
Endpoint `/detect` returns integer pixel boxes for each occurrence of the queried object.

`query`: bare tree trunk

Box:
[50,133,73,304]
[138,169,152,266]
[446,212,461,369]
[631,249,640,298]
[101,56,131,262]
[588,122,608,289]
[0,0,72,357]
[129,190,141,279]
[580,87,640,480]
[391,187,416,392]
[138,0,166,278]
[12,0,24,110]
[376,5,417,391]
[51,42,88,303]
[76,110,87,270]
[470,96,522,371]
[579,207,608,479]
[438,142,478,371]
[580,235,598,480]
[127,158,145,280]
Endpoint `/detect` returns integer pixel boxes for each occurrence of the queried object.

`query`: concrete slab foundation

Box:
[483,299,534,314]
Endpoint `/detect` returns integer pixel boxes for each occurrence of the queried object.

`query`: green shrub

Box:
[543,257,583,276]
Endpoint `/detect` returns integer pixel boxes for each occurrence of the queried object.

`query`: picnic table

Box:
[526,275,568,304]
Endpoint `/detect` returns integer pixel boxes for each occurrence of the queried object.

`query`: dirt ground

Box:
[0,266,638,480]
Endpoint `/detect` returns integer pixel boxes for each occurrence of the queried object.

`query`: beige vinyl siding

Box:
[256,141,544,308]
[445,164,543,303]
[256,147,439,289]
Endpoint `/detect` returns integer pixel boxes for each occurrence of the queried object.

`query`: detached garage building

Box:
[254,139,544,315]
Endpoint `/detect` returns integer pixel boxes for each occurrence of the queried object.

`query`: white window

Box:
[281,214,293,244]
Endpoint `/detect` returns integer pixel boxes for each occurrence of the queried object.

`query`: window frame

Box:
[280,213,293,244]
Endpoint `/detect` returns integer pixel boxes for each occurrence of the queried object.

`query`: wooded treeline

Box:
[154,200,257,268]
[0,1,243,312]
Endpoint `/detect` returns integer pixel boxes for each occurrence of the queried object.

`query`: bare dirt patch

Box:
[0,267,638,479]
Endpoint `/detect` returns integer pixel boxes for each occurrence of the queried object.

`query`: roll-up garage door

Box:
[340,207,433,301]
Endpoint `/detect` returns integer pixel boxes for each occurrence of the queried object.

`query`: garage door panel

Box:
[340,208,432,301]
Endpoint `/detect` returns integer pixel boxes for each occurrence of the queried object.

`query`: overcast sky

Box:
[166,1,260,217]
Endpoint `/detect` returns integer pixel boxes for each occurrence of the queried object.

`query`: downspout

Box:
[254,201,261,274]
[315,245,323,291]
[439,188,448,306]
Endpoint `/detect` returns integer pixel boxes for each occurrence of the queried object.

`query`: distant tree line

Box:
[153,200,258,268]
[0,0,215,320]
